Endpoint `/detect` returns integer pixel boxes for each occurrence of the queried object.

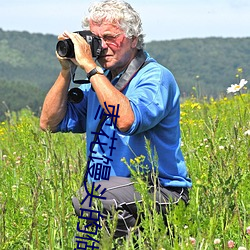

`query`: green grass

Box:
[0,93,249,249]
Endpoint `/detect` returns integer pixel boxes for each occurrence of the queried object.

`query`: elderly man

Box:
[40,0,192,238]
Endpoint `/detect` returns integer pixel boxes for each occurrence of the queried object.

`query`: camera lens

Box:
[56,39,74,58]
[68,88,84,103]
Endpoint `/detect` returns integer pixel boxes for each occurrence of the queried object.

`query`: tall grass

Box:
[0,93,249,249]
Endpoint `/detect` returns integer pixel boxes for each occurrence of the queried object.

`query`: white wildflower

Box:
[227,79,248,93]
[244,130,250,136]
[238,247,246,250]
[214,238,221,244]
[20,207,25,214]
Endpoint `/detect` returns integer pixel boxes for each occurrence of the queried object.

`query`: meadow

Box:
[0,89,249,249]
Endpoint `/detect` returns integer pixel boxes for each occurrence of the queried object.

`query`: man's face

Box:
[89,20,138,73]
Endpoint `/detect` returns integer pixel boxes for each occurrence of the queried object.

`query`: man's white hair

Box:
[82,0,145,49]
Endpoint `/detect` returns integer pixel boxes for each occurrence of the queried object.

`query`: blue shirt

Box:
[58,52,192,188]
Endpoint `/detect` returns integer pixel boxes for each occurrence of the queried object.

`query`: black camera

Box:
[56,30,102,58]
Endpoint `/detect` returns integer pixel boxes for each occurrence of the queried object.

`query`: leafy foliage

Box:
[0,80,46,121]
[0,29,60,85]
[0,29,60,120]
[0,94,249,249]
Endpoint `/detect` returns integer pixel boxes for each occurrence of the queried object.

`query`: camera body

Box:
[56,30,102,58]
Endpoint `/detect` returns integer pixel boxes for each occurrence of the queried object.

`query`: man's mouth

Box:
[99,54,112,59]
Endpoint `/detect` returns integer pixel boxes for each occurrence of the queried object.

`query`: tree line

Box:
[0,28,249,120]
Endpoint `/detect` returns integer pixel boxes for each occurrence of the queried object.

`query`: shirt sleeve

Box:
[122,63,180,135]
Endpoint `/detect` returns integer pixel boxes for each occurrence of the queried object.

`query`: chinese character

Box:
[80,181,106,207]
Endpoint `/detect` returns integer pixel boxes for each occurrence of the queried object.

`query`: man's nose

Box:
[101,38,108,49]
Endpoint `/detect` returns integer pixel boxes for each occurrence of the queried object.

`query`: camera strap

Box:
[113,49,149,91]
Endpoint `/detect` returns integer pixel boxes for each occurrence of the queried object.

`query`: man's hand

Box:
[62,31,96,73]
[56,33,79,71]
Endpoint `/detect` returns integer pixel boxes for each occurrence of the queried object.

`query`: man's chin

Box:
[98,59,113,69]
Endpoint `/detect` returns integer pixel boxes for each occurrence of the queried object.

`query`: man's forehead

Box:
[89,19,121,31]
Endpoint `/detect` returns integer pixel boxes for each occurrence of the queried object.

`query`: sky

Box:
[1,0,250,42]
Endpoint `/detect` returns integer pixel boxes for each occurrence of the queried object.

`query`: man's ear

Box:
[131,36,139,48]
